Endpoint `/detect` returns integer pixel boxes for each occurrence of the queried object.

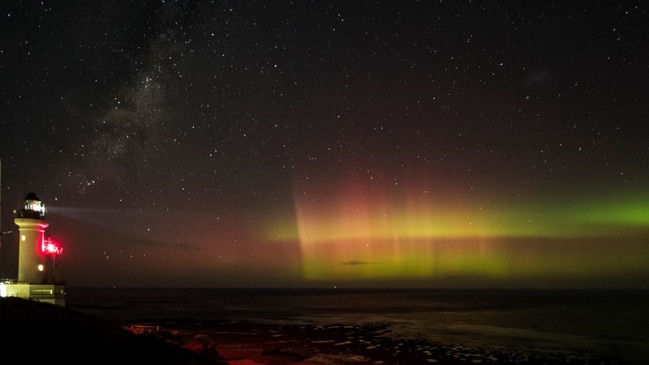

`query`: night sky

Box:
[1,1,648,288]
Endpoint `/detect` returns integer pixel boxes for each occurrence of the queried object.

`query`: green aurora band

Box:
[265,187,649,286]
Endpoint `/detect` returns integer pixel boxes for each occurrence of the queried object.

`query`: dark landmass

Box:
[0,297,225,364]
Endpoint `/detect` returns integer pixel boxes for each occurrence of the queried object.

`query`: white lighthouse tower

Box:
[0,191,66,306]
[15,191,50,283]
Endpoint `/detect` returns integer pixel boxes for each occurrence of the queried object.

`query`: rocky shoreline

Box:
[137,320,632,365]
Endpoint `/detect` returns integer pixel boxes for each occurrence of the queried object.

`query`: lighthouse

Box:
[15,191,51,284]
[0,191,66,306]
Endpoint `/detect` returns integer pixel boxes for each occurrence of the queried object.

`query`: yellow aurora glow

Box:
[265,182,649,284]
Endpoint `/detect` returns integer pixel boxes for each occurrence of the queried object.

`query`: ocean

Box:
[65,287,649,364]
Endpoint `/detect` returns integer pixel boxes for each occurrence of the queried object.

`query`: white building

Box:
[0,191,66,306]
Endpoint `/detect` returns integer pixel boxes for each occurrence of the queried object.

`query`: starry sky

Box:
[1,1,648,288]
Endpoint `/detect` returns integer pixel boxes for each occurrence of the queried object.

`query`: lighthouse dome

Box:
[24,191,40,201]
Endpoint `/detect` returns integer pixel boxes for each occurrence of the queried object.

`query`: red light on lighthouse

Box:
[42,237,63,256]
